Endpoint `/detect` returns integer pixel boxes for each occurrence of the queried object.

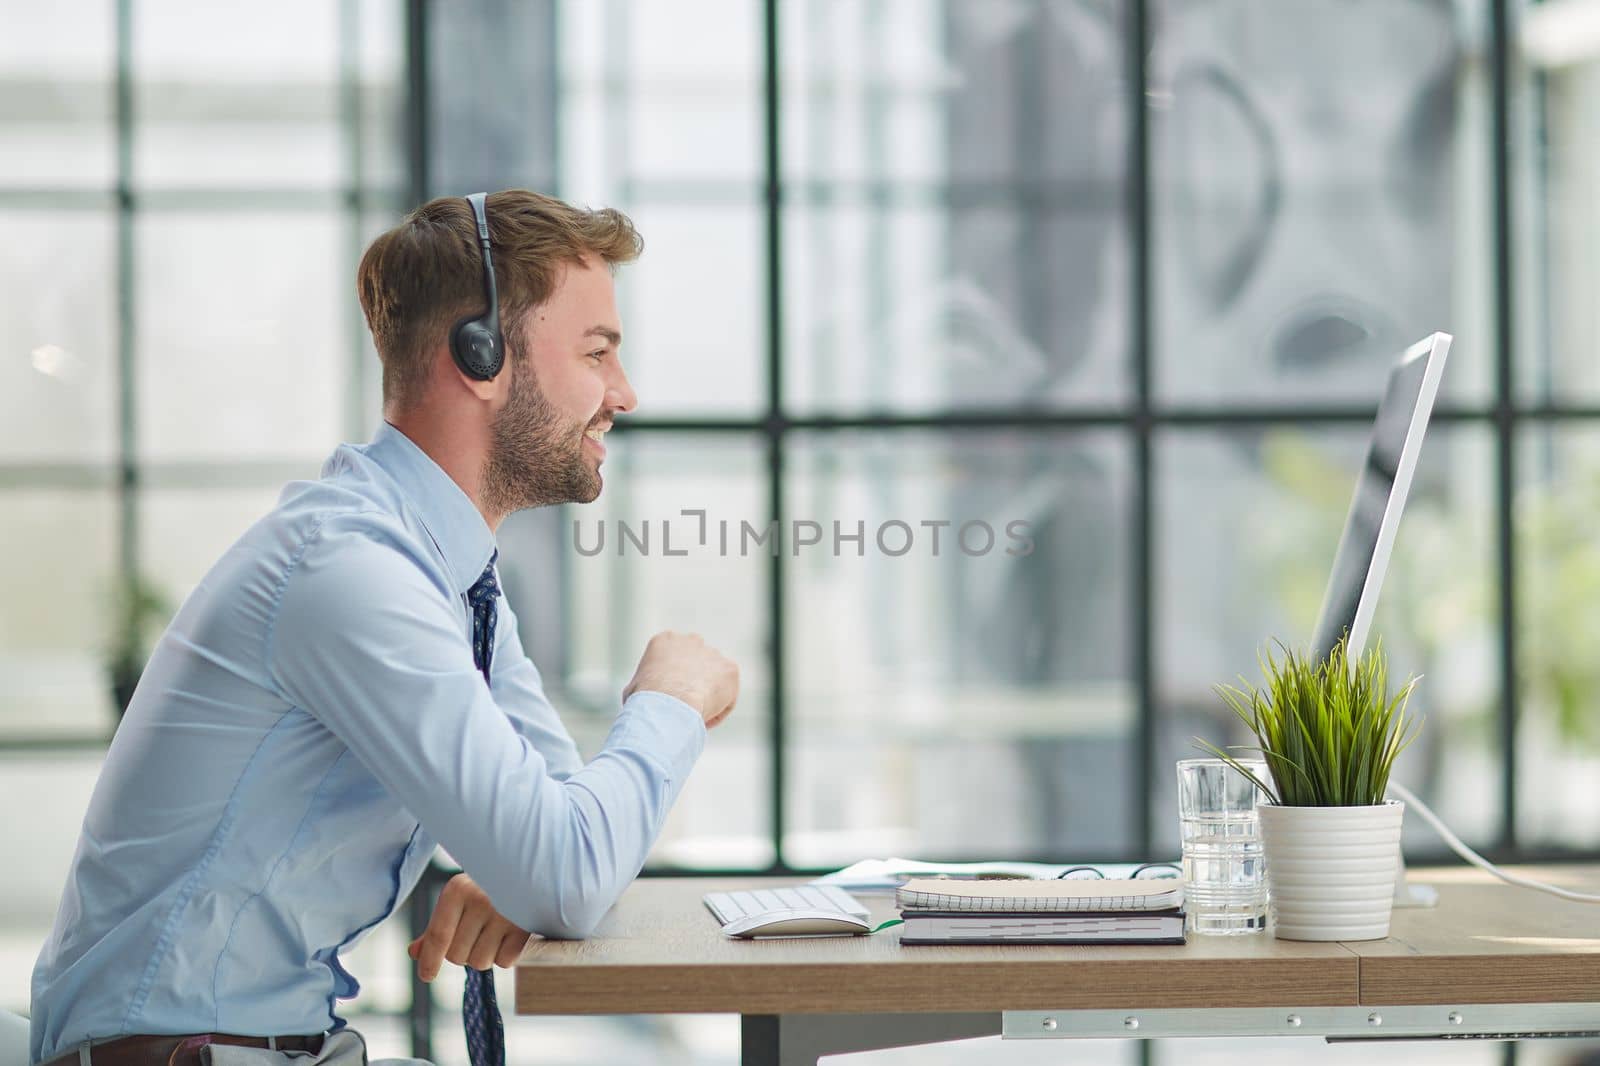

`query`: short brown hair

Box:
[356,189,642,410]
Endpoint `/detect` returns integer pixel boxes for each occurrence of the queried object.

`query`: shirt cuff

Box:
[606,689,707,781]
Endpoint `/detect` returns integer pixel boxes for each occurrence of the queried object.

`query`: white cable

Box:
[1387,780,1600,904]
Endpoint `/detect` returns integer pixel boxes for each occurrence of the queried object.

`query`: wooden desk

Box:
[515,868,1600,1065]
[1352,865,1600,1005]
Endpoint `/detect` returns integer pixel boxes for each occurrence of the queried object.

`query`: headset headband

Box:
[449,192,504,381]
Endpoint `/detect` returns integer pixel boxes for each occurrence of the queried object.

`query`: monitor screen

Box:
[1310,332,1452,663]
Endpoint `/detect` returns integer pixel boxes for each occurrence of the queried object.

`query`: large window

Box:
[0,0,403,746]
[6,1,1600,1062]
[477,0,1599,873]
[0,0,407,1034]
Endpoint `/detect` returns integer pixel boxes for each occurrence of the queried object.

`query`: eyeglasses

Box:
[1056,862,1181,881]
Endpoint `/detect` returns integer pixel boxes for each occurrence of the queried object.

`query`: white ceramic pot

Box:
[1257,801,1404,941]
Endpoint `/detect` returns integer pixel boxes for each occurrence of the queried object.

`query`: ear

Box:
[457,361,503,402]
[433,342,504,402]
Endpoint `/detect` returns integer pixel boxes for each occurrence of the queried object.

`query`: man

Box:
[29,190,739,1066]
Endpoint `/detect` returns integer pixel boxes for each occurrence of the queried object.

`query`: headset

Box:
[449,191,505,381]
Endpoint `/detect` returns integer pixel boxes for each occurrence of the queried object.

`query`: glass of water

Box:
[1176,758,1268,935]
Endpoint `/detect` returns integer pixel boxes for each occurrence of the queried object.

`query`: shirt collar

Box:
[364,421,497,596]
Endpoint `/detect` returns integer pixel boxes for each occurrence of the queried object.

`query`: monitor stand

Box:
[1392,851,1439,908]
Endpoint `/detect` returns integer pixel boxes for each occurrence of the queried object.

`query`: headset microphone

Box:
[449,192,504,381]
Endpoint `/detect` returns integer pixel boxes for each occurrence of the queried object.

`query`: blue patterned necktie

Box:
[463,552,505,1066]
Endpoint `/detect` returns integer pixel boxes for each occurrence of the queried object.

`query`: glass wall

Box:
[6,1,1600,1064]
[0,0,407,1037]
[1513,0,1600,853]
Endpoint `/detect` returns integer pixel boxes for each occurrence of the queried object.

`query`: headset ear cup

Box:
[451,317,500,380]
[472,331,502,377]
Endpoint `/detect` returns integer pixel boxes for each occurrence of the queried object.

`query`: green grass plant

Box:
[1198,638,1421,807]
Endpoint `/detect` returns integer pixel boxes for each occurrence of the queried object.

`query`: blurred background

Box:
[4,0,1600,1063]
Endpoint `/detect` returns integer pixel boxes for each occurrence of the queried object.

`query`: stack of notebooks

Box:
[895,878,1186,945]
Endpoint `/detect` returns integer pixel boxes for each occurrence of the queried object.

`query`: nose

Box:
[607,359,638,415]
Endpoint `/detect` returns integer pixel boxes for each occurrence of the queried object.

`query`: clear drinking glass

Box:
[1176,758,1268,935]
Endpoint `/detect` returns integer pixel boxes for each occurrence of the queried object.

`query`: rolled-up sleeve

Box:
[266,514,705,938]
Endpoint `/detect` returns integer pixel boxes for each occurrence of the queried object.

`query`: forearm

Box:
[477,690,705,937]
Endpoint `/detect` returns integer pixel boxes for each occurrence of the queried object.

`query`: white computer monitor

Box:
[1310,331,1452,664]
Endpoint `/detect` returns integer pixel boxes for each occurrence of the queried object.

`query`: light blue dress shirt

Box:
[29,423,706,1064]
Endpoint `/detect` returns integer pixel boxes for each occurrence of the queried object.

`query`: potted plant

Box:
[1199,638,1421,941]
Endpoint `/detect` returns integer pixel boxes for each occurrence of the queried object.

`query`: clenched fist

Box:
[623,631,739,729]
[407,873,530,980]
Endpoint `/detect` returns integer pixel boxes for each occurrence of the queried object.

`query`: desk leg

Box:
[741,1012,1002,1066]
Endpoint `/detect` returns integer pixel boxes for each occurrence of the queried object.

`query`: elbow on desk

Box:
[471,878,604,941]
[522,856,616,939]
[534,915,600,941]
[510,781,642,939]
[527,891,607,940]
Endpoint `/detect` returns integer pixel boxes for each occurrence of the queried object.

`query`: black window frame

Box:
[2,1,1596,1060]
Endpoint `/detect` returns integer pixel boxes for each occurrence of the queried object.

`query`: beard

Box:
[481,359,602,517]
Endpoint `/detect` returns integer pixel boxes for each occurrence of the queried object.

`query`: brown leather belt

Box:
[40,1033,327,1066]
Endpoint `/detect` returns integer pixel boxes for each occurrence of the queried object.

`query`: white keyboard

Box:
[703,884,871,928]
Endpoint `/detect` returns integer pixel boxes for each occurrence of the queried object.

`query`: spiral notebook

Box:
[895,878,1183,913]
